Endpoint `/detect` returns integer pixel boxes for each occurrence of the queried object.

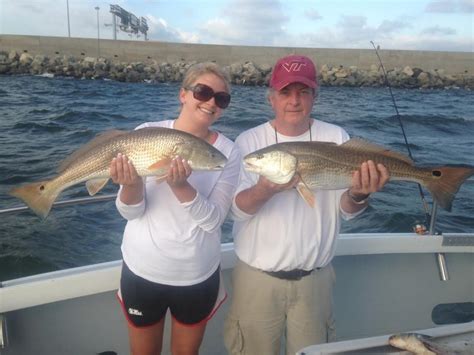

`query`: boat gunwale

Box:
[297,321,474,354]
[1,233,473,313]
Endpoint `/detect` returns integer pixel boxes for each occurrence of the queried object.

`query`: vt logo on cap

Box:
[282,61,307,73]
[270,55,318,91]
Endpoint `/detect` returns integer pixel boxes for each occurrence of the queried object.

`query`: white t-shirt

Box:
[117,120,240,286]
[232,119,362,272]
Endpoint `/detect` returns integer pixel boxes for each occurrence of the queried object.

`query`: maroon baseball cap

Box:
[269,55,318,90]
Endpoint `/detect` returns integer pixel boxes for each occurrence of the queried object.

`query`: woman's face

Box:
[179,73,229,127]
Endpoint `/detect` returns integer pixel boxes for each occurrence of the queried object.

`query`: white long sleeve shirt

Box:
[232,119,363,272]
[117,120,240,286]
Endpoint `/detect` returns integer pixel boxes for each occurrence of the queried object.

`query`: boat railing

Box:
[2,179,473,218]
[0,194,117,216]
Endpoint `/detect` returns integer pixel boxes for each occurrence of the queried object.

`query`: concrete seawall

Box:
[1,34,473,75]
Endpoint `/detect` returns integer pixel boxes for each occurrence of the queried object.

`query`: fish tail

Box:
[420,339,450,355]
[425,166,474,212]
[9,180,61,219]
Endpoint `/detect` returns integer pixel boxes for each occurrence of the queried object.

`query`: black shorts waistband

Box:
[263,268,320,281]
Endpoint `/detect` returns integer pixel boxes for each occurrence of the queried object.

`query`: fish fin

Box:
[425,165,474,211]
[414,334,450,355]
[155,174,168,184]
[148,158,172,173]
[58,130,129,173]
[9,180,61,219]
[86,178,110,196]
[149,159,172,182]
[296,180,315,207]
[342,138,414,165]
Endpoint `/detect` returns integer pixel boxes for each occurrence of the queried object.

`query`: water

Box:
[0,75,473,281]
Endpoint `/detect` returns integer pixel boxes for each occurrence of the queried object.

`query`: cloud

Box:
[388,34,473,51]
[288,14,468,52]
[378,19,412,33]
[305,8,323,21]
[15,0,46,13]
[146,15,199,43]
[420,25,457,35]
[426,0,474,13]
[318,15,412,46]
[199,0,289,46]
[459,0,474,11]
[1,0,102,38]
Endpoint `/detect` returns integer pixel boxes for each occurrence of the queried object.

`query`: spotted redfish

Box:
[243,138,473,210]
[10,127,227,218]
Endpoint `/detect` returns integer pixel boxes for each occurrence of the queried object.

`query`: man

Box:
[224,54,389,355]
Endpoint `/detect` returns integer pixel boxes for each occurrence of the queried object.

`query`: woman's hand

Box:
[110,153,144,205]
[110,153,142,187]
[166,156,197,203]
[166,156,192,188]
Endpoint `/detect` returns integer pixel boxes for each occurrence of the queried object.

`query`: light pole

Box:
[66,0,71,37]
[95,6,100,58]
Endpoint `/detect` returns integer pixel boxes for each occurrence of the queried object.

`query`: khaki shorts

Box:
[224,259,336,355]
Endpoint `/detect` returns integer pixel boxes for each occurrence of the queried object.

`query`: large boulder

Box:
[402,66,414,77]
[19,52,33,66]
[8,50,19,61]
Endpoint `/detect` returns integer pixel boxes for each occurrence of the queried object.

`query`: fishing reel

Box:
[412,220,427,235]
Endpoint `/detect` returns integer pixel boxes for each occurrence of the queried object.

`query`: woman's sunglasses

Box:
[185,83,231,109]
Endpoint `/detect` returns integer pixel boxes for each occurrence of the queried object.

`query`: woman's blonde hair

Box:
[182,62,231,93]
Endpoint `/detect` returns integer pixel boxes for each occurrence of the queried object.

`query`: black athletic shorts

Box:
[119,262,220,327]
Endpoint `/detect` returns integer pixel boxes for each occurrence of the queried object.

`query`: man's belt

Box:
[264,268,319,281]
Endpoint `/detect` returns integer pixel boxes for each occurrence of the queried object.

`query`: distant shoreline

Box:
[1,34,473,89]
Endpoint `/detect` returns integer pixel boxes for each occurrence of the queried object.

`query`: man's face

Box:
[269,82,315,125]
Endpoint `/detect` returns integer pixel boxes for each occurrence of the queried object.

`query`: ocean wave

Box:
[0,255,57,281]
[12,121,65,133]
[401,114,470,126]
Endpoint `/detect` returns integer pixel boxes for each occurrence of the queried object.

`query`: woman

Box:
[111,62,240,355]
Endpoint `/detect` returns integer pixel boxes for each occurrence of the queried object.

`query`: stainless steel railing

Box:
[0,194,117,216]
[1,178,473,217]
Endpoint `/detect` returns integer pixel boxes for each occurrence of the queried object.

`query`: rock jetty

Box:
[1,50,472,89]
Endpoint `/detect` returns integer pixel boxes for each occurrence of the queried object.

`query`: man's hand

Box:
[255,174,300,197]
[235,174,300,215]
[350,160,389,198]
[341,160,390,213]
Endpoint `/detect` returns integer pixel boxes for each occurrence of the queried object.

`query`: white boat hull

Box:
[1,233,473,354]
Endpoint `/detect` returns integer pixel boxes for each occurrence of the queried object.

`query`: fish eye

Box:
[432,170,442,177]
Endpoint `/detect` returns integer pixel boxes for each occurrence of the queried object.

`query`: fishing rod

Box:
[370,41,451,281]
[370,41,431,223]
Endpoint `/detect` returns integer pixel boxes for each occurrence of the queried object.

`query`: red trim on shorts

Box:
[171,291,228,328]
[116,291,164,329]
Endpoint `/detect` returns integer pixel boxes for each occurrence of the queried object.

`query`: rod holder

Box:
[0,314,7,348]
[436,253,449,281]
[428,201,449,281]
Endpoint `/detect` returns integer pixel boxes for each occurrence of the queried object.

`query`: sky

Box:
[1,0,473,52]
